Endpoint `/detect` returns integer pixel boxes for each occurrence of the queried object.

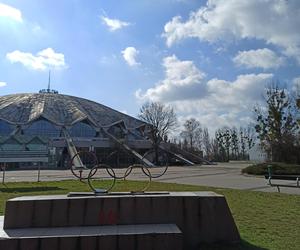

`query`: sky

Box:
[0,0,300,133]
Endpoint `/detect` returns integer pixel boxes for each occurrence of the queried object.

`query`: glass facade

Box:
[0,137,23,150]
[108,125,125,139]
[0,120,14,135]
[26,139,47,151]
[69,121,96,137]
[23,119,60,137]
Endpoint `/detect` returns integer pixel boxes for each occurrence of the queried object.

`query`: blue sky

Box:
[0,0,300,132]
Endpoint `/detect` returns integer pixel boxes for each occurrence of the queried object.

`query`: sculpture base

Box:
[1,192,240,250]
[67,191,170,197]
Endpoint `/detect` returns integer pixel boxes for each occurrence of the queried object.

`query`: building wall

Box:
[249,144,268,162]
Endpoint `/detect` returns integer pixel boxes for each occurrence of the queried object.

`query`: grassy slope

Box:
[0,180,299,250]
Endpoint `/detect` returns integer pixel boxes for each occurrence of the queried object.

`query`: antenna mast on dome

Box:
[39,70,59,94]
[48,70,51,91]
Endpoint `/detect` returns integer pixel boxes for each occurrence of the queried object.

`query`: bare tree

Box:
[239,127,247,160]
[138,102,177,161]
[245,126,256,152]
[180,118,202,150]
[216,127,231,162]
[297,90,300,130]
[230,127,239,160]
[254,84,298,162]
[202,127,211,159]
[210,138,217,159]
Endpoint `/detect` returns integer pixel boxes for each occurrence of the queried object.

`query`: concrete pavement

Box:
[157,162,300,195]
[0,162,299,195]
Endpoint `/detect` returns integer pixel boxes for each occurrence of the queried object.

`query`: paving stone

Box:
[59,237,79,250]
[84,198,102,226]
[3,201,17,229]
[118,234,136,250]
[20,238,39,250]
[51,199,69,227]
[101,198,118,225]
[32,200,51,227]
[80,236,97,250]
[68,198,85,226]
[135,196,151,224]
[0,239,18,250]
[4,200,34,229]
[40,238,59,250]
[98,235,117,250]
[118,197,134,224]
[151,196,169,224]
[136,234,153,250]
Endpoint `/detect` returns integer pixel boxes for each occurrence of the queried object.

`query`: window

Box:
[108,125,126,139]
[24,119,60,137]
[26,137,47,151]
[69,122,96,137]
[0,120,14,135]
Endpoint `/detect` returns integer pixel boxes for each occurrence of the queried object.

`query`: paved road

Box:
[1,162,299,195]
[157,162,300,195]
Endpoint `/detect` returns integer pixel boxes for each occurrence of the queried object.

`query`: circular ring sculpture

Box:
[104,150,132,180]
[123,164,152,193]
[70,148,169,193]
[70,151,98,180]
[87,164,116,193]
[142,149,169,179]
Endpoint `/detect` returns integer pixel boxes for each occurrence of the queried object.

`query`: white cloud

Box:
[136,55,206,101]
[233,48,285,70]
[0,81,7,87]
[203,74,273,112]
[292,77,300,94]
[172,73,273,131]
[0,3,22,22]
[136,55,273,131]
[101,16,130,31]
[121,47,140,66]
[163,0,300,63]
[6,48,67,71]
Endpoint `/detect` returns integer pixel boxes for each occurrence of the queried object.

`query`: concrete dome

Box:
[0,93,144,128]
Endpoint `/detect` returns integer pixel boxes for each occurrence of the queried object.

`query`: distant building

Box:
[248,144,268,162]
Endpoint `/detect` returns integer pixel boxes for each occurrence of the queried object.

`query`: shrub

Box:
[242,162,300,175]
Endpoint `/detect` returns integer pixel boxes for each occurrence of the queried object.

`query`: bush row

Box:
[242,162,300,175]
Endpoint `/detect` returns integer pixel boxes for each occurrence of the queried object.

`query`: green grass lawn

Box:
[0,180,299,250]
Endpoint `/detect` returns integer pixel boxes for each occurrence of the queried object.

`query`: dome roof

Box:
[0,93,144,128]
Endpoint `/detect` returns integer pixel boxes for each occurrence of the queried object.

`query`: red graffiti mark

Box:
[98,210,118,225]
[98,210,106,224]
[107,210,118,225]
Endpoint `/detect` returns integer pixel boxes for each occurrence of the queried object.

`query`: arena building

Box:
[0,88,157,168]
[0,87,205,169]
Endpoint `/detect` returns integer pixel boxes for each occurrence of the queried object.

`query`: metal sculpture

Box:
[87,164,116,193]
[142,149,169,179]
[70,151,98,180]
[69,149,169,194]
